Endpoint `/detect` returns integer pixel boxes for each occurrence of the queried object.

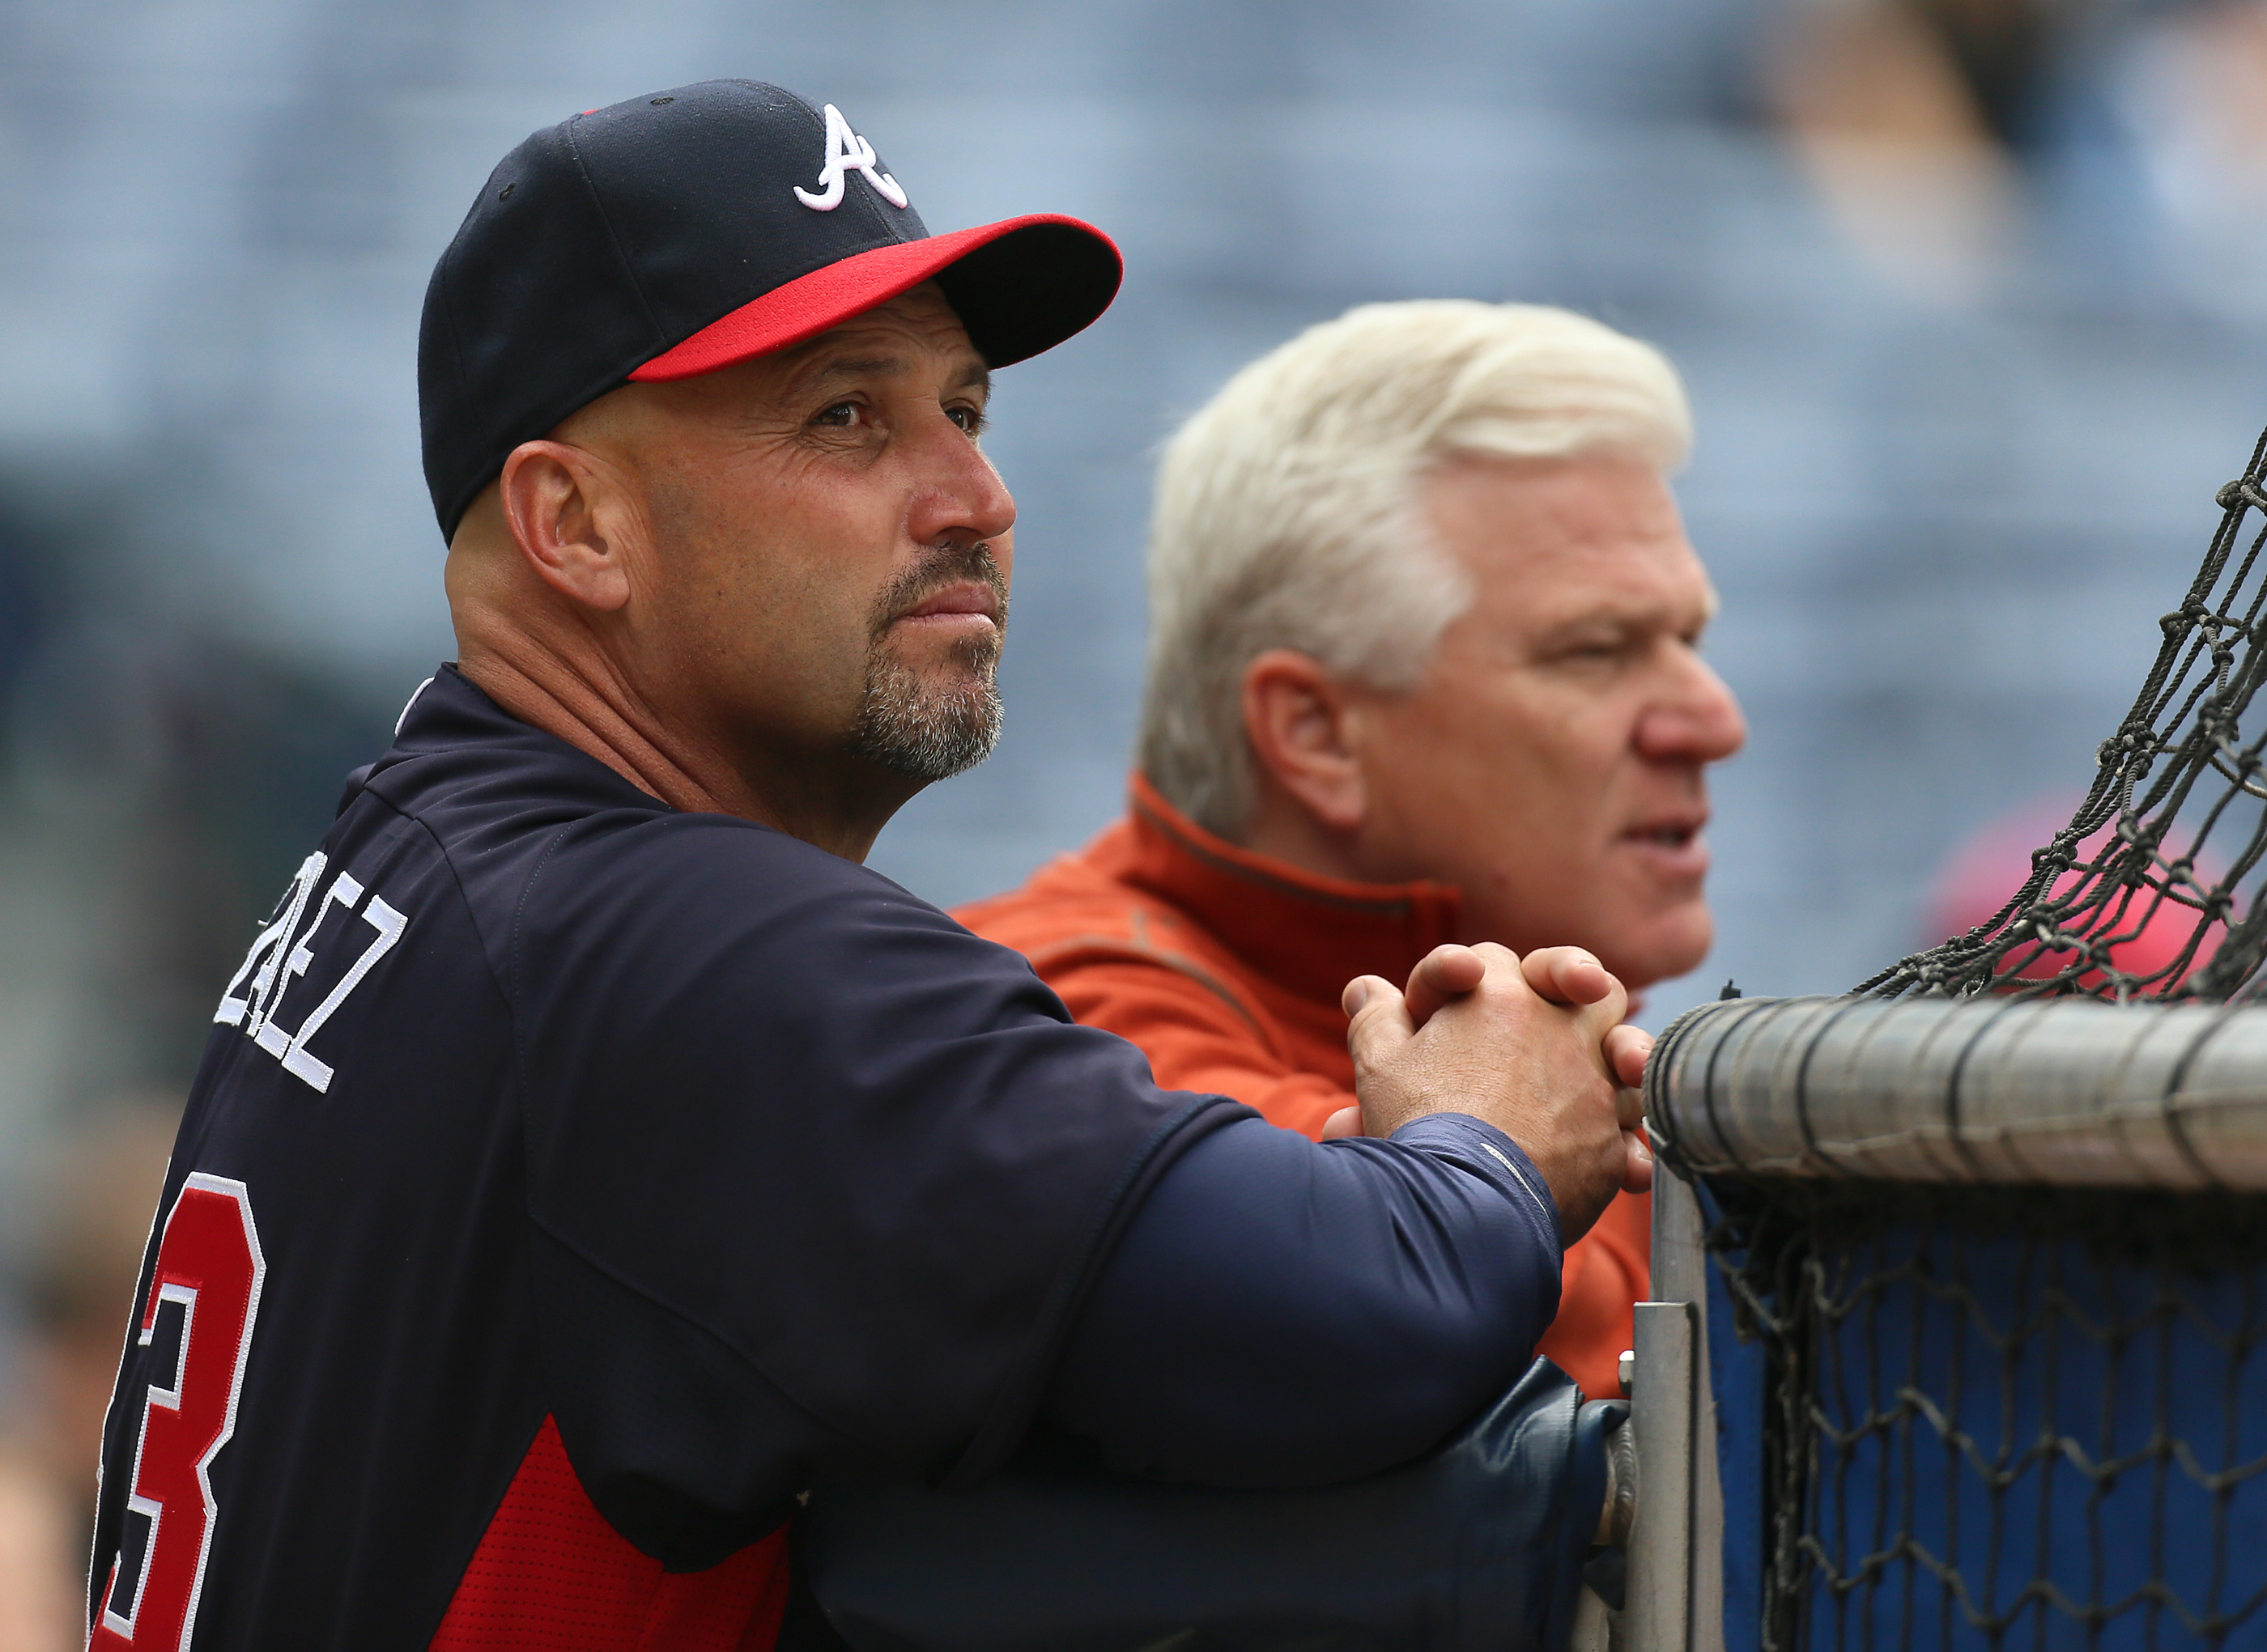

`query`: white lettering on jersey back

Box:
[793,104,908,211]
[213,860,407,1094]
[214,853,324,1031]
[252,870,362,1056]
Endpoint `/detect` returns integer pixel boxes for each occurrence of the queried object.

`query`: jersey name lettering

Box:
[215,854,407,1093]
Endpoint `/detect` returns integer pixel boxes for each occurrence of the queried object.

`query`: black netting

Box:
[1863,423,2267,1004]
[1696,429,2267,1647]
[1708,1183,2267,1651]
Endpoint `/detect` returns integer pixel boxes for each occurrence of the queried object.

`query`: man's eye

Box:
[811,401,861,427]
[946,404,987,435]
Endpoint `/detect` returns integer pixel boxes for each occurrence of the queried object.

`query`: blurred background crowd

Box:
[4,0,2266,1639]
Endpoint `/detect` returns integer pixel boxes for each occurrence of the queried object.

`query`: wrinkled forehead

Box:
[768,283,991,394]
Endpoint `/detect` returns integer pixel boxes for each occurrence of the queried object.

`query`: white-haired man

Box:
[960,299,1747,1402]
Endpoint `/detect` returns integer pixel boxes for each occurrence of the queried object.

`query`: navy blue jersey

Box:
[87,667,1239,1651]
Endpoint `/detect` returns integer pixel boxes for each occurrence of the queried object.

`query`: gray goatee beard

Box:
[846,543,1007,784]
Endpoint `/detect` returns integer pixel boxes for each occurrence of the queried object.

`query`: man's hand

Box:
[1323,944,1654,1243]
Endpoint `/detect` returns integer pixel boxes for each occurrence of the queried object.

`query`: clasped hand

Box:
[1323,944,1653,1245]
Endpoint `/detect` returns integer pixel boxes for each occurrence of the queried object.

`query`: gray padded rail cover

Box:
[1644,994,2267,1188]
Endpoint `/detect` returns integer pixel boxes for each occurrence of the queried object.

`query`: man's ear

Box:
[1242,648,1369,833]
[496,440,634,614]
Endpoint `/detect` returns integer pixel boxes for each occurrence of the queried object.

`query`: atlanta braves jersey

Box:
[87,665,1239,1650]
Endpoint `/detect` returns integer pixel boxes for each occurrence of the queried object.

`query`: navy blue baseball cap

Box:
[418,80,1123,539]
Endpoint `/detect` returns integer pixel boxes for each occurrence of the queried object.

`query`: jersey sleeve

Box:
[1032,945,1651,1404]
[1038,957,1354,1138]
[504,815,1243,1562]
[1044,1112,1563,1486]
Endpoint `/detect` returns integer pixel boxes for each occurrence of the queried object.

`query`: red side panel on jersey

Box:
[431,1416,790,1652]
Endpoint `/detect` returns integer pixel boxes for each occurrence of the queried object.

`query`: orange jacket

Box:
[954,774,1648,1403]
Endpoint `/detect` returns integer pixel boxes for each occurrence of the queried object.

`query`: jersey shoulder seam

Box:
[354,786,519,1011]
[505,824,578,1089]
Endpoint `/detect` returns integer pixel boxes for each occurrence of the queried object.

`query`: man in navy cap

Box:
[85,83,1652,1651]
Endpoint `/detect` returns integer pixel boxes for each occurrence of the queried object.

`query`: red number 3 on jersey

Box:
[90,1174,266,1652]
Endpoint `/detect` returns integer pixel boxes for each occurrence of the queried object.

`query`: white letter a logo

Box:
[793,104,909,212]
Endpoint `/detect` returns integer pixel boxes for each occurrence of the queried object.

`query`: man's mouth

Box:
[1620,813,1710,871]
[894,581,1002,626]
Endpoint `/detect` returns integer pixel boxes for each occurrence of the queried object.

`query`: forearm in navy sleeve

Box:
[1043,1111,1564,1488]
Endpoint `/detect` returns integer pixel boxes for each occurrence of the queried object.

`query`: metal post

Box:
[1624,1297,1694,1650]
[1623,1162,1725,1652]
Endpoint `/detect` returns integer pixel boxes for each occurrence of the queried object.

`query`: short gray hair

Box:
[1137,299,1693,839]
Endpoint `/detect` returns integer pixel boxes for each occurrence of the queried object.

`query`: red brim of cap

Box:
[627,213,1123,384]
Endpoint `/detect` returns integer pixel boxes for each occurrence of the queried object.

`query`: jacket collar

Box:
[1118,772,1462,1007]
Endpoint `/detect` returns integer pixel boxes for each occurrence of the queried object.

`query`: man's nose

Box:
[908,415,1017,547]
[1635,648,1746,766]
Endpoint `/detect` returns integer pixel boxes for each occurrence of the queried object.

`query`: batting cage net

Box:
[1862,422,2267,1006]
[1640,425,2267,1652]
